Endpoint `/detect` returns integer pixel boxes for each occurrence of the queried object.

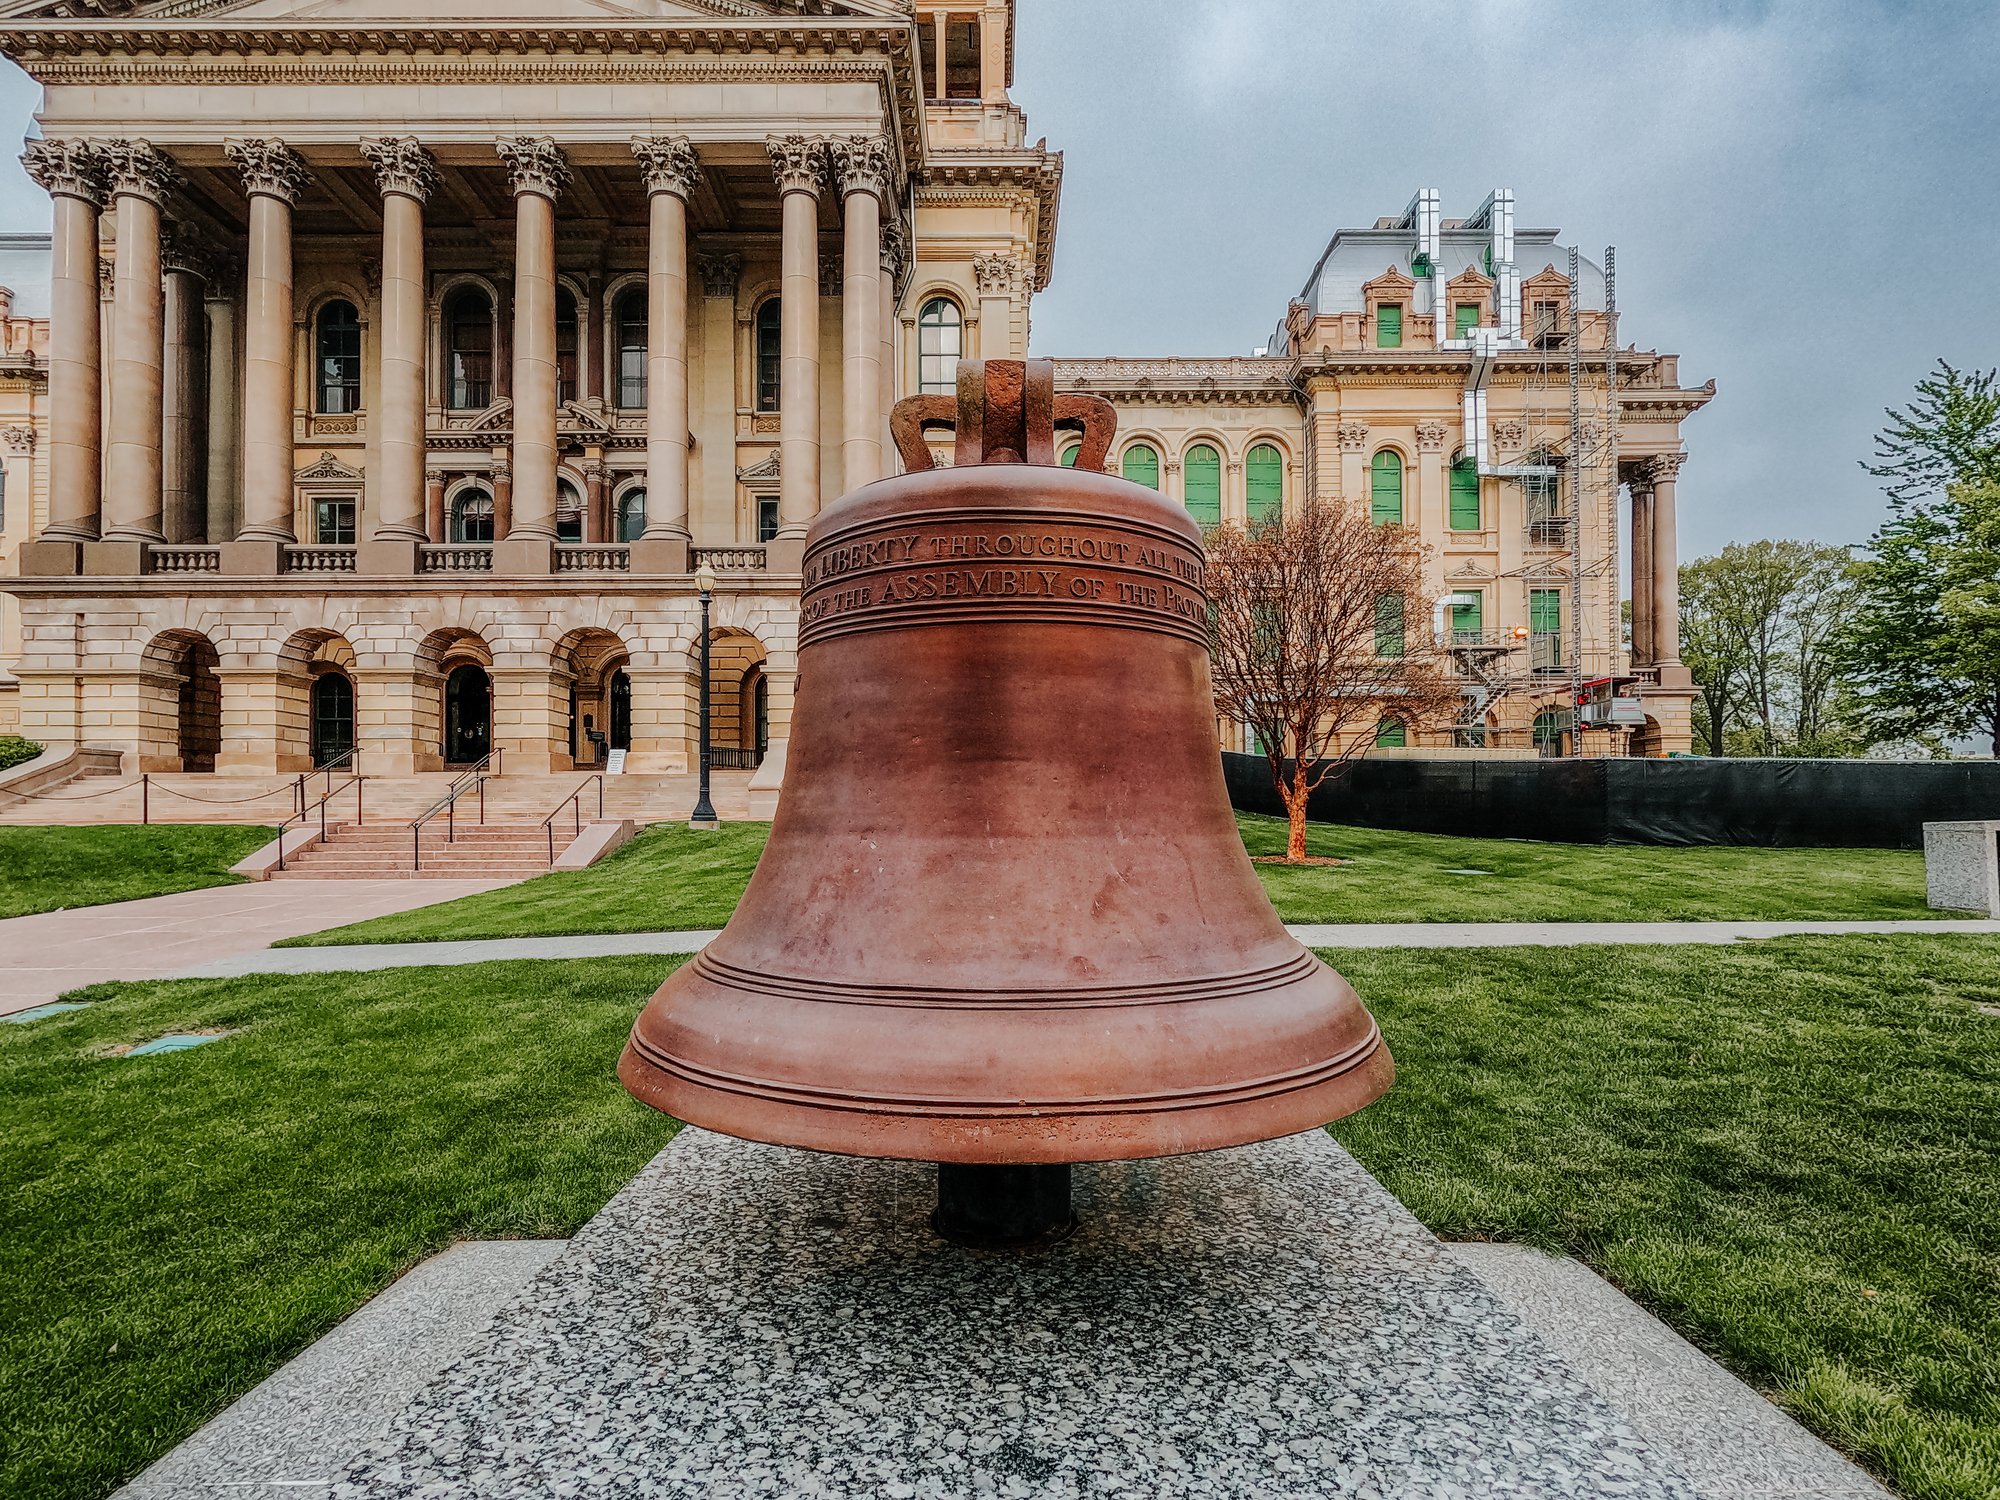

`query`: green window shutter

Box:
[1122,445,1159,490]
[1183,444,1221,526]
[1449,456,1481,530]
[1245,444,1282,523]
[1060,444,1079,467]
[1455,303,1480,338]
[1375,717,1406,748]
[1369,450,1403,525]
[1531,588,1562,634]
[1449,593,1483,637]
[1374,592,1406,658]
[1376,304,1402,348]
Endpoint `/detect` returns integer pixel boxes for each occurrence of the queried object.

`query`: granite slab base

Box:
[339,1128,1696,1499]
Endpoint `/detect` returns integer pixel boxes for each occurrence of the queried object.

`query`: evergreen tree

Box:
[1862,361,2000,503]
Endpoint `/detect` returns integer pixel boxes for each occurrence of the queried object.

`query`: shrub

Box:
[0,735,43,771]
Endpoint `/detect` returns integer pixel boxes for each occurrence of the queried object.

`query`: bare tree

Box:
[1206,502,1464,863]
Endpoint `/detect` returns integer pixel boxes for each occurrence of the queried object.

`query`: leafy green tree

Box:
[1862,361,2000,503]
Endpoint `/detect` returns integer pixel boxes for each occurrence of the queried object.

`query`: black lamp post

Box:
[689,561,719,829]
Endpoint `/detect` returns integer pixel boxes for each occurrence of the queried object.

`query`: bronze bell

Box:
[619,358,1392,1244]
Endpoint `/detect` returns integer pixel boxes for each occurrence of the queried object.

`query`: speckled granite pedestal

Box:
[337,1128,1694,1499]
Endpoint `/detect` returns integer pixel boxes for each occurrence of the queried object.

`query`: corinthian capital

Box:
[360,137,438,204]
[21,138,108,207]
[827,134,893,205]
[1646,451,1687,482]
[97,140,181,206]
[223,137,310,206]
[695,250,741,299]
[631,136,701,200]
[766,134,825,197]
[972,252,1019,296]
[497,136,571,201]
[161,223,217,280]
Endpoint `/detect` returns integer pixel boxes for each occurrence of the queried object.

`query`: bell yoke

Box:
[618,357,1393,1248]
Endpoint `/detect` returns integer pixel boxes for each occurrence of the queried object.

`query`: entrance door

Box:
[444,664,491,764]
[311,674,355,768]
[610,670,632,751]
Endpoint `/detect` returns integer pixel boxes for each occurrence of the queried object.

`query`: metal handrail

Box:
[275,775,365,871]
[540,775,605,865]
[294,746,359,816]
[409,752,498,872]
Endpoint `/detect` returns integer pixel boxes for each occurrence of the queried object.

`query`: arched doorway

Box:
[311,673,355,768]
[176,638,221,773]
[444,664,491,764]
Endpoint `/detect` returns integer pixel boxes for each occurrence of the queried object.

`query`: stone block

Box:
[491,537,554,575]
[627,537,688,575]
[13,539,80,576]
[220,540,286,576]
[1924,820,2000,914]
[81,541,150,576]
[761,536,805,574]
[356,539,420,576]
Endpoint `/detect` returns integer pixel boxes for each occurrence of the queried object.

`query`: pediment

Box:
[295,450,361,481]
[1362,266,1417,295]
[559,402,610,434]
[1446,560,1493,580]
[1445,266,1494,293]
[736,452,779,482]
[468,398,513,432]
[1521,265,1573,298]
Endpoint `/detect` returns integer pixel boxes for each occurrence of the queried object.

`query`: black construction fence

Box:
[1220,751,2000,849]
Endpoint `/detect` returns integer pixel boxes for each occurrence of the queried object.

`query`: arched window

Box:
[1246,443,1283,524]
[1375,717,1406,748]
[556,479,584,542]
[918,297,962,395]
[756,299,781,412]
[1449,451,1481,530]
[616,288,647,408]
[445,289,492,410]
[1369,450,1403,525]
[1059,444,1080,467]
[618,488,647,543]
[556,286,579,405]
[1533,708,1566,756]
[451,488,495,544]
[316,300,361,414]
[1122,444,1159,491]
[1182,444,1221,527]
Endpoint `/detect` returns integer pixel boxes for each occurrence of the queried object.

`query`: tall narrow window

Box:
[314,498,356,545]
[1246,444,1282,523]
[1375,717,1406,748]
[1183,444,1221,526]
[1122,444,1159,491]
[445,289,492,410]
[616,288,647,408]
[1376,304,1402,349]
[757,496,779,541]
[1374,593,1406,658]
[1449,452,1481,530]
[755,299,781,412]
[556,287,578,406]
[1454,303,1480,340]
[1531,588,1563,670]
[945,16,981,97]
[451,488,495,544]
[1449,591,1483,641]
[618,488,646,543]
[316,300,361,414]
[1532,299,1565,348]
[1369,450,1403,525]
[918,298,962,395]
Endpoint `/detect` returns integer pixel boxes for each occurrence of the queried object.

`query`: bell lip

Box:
[617,1032,1395,1166]
[807,461,1203,553]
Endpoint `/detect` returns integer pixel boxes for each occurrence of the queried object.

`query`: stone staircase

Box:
[267,821,584,880]
[0,769,760,828]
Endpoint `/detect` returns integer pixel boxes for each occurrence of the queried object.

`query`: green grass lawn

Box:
[0,955,683,1500]
[5,936,1995,1498]
[1329,934,2000,1500]
[0,826,278,920]
[282,813,1948,947]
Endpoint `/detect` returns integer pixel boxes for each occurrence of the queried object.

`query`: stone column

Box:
[494,136,568,574]
[160,228,211,543]
[492,457,514,540]
[973,252,1020,361]
[424,467,446,542]
[222,138,309,568]
[1649,453,1688,684]
[91,141,180,568]
[767,135,824,573]
[358,137,437,572]
[631,136,700,573]
[204,271,242,548]
[19,140,106,570]
[831,136,889,495]
[879,216,901,470]
[1628,471,1654,666]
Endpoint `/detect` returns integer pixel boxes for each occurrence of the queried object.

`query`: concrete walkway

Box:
[153,916,2000,983]
[0,880,518,1014]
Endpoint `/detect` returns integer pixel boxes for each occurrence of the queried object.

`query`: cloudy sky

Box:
[1013,0,2000,558]
[0,1,1990,559]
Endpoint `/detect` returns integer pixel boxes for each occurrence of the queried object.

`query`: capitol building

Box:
[0,0,1709,781]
